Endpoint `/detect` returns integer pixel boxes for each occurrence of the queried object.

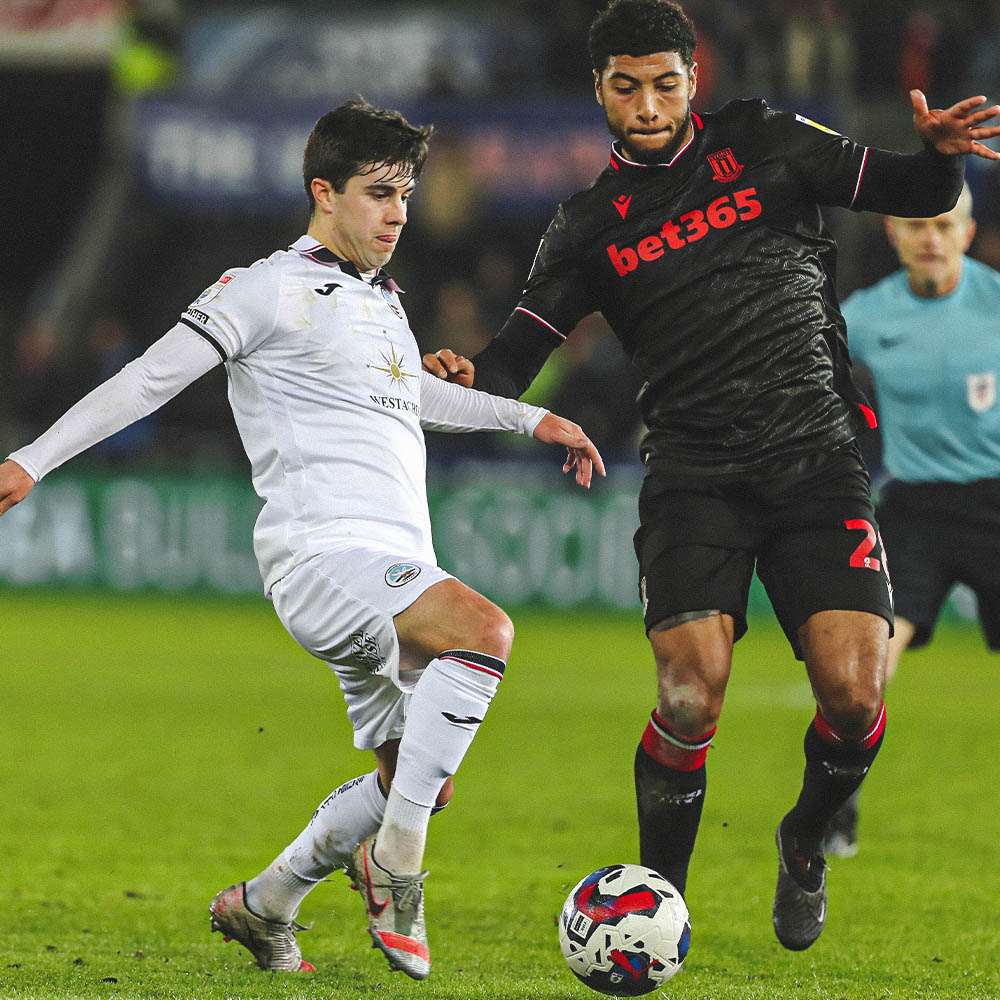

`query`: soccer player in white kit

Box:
[0,99,605,981]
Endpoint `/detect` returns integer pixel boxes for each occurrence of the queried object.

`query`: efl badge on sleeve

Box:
[195,273,235,306]
[967,372,997,412]
[706,148,744,183]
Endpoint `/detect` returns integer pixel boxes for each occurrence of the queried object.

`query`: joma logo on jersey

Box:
[706,147,744,182]
[606,186,762,278]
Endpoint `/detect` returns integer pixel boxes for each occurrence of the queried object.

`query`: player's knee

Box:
[656,679,721,738]
[462,601,514,660]
[817,684,883,737]
[489,608,515,659]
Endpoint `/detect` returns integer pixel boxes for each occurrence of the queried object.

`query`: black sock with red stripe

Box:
[634,711,715,896]
[784,703,886,848]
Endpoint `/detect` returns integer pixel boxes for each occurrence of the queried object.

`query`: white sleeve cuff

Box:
[418,370,548,436]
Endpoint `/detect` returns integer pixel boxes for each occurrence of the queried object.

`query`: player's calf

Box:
[785,703,886,845]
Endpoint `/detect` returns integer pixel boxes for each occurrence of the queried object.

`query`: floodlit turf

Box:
[1,588,998,1000]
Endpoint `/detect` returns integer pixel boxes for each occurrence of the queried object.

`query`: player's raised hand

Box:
[421,348,475,387]
[0,459,35,517]
[532,413,606,489]
[911,90,1000,160]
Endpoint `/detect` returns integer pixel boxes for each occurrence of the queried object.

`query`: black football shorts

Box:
[634,442,894,659]
[877,478,1000,649]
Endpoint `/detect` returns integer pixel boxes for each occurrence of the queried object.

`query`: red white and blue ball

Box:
[558,864,690,995]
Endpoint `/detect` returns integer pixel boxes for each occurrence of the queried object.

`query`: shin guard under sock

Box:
[634,712,715,895]
[391,649,504,808]
[786,703,886,846]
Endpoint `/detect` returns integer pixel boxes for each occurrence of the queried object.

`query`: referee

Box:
[424,0,1000,951]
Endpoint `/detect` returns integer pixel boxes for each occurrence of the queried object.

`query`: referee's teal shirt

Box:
[843,256,1000,483]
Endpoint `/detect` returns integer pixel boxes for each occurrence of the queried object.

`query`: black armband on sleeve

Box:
[472,309,563,399]
[852,144,964,218]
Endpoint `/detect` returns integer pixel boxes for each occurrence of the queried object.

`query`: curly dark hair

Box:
[588,0,697,74]
[302,98,434,209]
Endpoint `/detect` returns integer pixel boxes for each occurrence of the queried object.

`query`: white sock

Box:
[375,788,432,875]
[244,849,319,924]
[246,770,387,921]
[286,770,387,878]
[379,649,505,872]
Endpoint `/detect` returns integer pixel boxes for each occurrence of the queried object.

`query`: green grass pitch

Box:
[1,588,998,1000]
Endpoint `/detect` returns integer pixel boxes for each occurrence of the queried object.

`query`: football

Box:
[558,864,690,995]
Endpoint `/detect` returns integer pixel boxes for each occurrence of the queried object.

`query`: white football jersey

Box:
[181,236,440,592]
[8,235,545,595]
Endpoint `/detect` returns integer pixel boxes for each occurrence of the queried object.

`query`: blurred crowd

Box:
[3,0,1000,471]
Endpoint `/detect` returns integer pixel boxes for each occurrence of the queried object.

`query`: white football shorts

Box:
[270,545,453,750]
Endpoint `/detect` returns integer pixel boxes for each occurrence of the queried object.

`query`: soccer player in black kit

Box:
[424,0,1000,951]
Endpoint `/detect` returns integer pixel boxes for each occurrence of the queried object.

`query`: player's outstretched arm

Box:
[417,372,603,487]
[532,412,606,490]
[1,325,221,493]
[422,348,475,387]
[0,460,34,516]
[911,90,1000,159]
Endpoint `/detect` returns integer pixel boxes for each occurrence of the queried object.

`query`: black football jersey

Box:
[473,99,963,476]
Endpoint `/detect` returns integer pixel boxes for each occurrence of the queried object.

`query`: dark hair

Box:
[588,0,697,74]
[302,98,434,209]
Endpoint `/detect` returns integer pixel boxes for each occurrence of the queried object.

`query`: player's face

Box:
[595,51,698,164]
[313,165,414,272]
[886,200,976,297]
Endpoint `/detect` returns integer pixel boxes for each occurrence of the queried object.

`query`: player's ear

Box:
[688,61,698,100]
[594,69,604,107]
[311,178,335,214]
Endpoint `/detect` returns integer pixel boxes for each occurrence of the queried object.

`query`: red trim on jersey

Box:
[515,306,567,340]
[858,403,878,429]
[378,272,404,293]
[296,245,346,268]
[609,125,696,169]
[293,245,403,291]
[692,111,704,130]
[850,147,869,208]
